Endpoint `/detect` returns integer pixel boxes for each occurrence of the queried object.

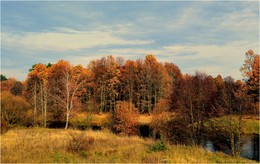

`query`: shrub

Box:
[150,111,173,139]
[150,112,192,144]
[1,91,30,127]
[149,140,167,152]
[67,132,95,153]
[112,101,139,136]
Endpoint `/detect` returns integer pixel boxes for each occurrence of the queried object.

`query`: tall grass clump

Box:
[67,131,94,153]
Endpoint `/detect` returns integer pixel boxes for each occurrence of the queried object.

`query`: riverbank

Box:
[1,128,257,163]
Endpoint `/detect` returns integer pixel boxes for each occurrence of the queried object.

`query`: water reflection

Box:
[204,134,259,161]
[205,141,215,152]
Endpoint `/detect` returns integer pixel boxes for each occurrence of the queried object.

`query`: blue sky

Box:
[1,1,259,81]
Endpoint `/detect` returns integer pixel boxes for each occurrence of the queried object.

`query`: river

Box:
[204,134,259,161]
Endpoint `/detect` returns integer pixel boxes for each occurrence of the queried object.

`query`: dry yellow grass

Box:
[70,112,112,127]
[72,113,179,126]
[72,113,154,126]
[1,127,257,163]
[138,114,153,125]
[91,113,111,126]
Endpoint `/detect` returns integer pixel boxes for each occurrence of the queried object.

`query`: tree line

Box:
[1,50,259,146]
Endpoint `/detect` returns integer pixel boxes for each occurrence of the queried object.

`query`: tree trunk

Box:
[65,74,70,129]
[113,93,116,111]
[231,132,235,156]
[43,84,47,128]
[34,81,37,126]
[40,82,44,127]
[190,100,195,145]
[109,92,112,111]
[236,105,243,157]
[147,84,151,114]
[154,86,157,109]
[65,111,69,129]
[129,83,133,112]
[100,81,104,114]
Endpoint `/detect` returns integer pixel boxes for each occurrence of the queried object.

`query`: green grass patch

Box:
[148,140,167,152]
[205,115,259,134]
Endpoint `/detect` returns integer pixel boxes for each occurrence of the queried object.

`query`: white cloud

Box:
[102,48,162,56]
[163,42,259,79]
[164,42,258,60]
[2,29,154,52]
[163,45,192,54]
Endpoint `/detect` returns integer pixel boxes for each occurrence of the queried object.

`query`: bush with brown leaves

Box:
[112,101,139,136]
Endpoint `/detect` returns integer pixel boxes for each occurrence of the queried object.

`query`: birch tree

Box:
[49,60,88,129]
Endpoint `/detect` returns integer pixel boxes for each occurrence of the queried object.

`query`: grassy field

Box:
[1,128,257,163]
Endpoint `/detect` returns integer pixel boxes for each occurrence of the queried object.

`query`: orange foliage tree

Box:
[26,63,48,127]
[240,49,259,114]
[89,55,121,113]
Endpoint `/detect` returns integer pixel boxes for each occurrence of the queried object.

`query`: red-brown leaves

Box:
[112,101,139,136]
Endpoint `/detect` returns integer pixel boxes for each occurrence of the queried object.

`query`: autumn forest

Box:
[1,50,259,162]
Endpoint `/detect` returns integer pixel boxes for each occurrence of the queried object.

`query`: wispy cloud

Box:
[163,42,259,78]
[2,29,153,52]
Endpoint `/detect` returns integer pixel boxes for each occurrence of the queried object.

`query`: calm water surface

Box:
[204,134,259,161]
